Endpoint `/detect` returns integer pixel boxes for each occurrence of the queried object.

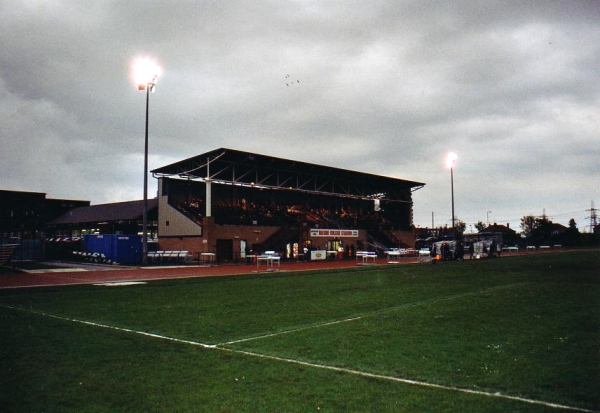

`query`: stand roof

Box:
[152,148,424,202]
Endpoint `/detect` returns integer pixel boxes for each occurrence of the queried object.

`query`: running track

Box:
[1,248,566,290]
[0,258,421,289]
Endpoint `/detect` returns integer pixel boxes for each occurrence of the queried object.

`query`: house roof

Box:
[151,148,425,202]
[483,223,516,234]
[550,222,568,233]
[47,199,158,225]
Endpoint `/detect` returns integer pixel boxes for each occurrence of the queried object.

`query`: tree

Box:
[520,215,552,246]
[456,220,466,235]
[474,221,486,232]
[520,215,536,236]
[562,218,581,246]
[568,218,578,231]
[534,217,553,245]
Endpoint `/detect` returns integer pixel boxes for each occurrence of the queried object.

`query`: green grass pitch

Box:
[1,251,598,412]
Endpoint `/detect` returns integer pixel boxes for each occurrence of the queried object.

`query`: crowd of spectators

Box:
[173,197,407,231]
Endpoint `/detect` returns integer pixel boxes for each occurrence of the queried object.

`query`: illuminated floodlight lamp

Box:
[134,58,161,91]
[445,152,458,169]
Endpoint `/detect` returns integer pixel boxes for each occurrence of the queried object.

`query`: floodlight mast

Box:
[134,58,161,266]
[446,152,457,240]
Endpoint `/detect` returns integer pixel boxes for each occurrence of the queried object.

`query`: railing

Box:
[0,244,19,267]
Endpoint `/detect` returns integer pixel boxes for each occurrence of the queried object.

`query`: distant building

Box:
[482,223,516,234]
[46,199,158,238]
[0,189,90,260]
[463,223,518,247]
[550,222,568,237]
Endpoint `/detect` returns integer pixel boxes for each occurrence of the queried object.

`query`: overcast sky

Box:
[1,1,599,231]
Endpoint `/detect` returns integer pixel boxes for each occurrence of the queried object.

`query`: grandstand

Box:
[151,148,424,263]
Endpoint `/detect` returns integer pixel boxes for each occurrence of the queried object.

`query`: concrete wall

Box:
[158,179,203,238]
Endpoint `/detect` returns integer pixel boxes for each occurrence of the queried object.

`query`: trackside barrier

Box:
[72,251,117,265]
[147,251,193,265]
[356,251,377,265]
[256,253,281,272]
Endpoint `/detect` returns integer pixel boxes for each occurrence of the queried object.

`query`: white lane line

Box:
[24,268,88,273]
[220,282,530,345]
[2,303,596,413]
[93,281,148,286]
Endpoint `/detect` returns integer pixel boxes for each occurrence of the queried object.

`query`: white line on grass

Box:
[220,282,531,345]
[219,316,363,345]
[222,347,599,413]
[2,303,596,413]
[0,305,216,349]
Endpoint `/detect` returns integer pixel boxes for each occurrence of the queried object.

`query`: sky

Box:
[1,0,599,232]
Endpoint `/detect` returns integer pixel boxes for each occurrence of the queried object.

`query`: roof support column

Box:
[205,179,212,217]
[205,157,212,217]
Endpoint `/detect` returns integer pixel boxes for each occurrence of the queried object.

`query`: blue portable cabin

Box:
[83,234,142,264]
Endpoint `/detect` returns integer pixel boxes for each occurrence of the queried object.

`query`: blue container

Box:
[83,235,142,264]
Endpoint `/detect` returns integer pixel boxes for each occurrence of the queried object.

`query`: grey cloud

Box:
[0,0,598,229]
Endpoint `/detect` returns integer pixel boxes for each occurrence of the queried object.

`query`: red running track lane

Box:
[0,258,421,289]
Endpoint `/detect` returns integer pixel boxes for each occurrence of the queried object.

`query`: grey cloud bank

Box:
[1,0,599,230]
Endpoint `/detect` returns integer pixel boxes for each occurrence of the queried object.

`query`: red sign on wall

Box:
[309,229,359,237]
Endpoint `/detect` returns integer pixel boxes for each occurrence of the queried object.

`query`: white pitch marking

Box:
[1,305,217,349]
[220,316,363,345]
[2,286,597,413]
[220,348,599,413]
[220,283,530,345]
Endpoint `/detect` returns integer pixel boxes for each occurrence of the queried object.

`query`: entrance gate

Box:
[216,239,233,263]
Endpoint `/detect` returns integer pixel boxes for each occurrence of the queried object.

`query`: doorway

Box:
[216,239,233,262]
